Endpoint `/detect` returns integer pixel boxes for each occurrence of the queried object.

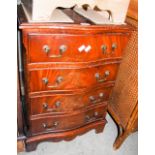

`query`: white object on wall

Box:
[74,7,112,24]
[21,0,130,24]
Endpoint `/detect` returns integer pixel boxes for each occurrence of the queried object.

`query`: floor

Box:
[18,114,138,155]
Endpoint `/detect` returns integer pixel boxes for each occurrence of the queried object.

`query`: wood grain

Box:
[29,86,113,115]
[28,63,119,92]
[28,33,129,63]
[18,5,133,152]
[29,103,107,135]
[26,119,106,151]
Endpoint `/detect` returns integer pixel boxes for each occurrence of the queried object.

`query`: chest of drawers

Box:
[18,5,133,152]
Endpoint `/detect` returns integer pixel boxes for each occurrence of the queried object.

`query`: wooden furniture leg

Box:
[26,142,38,152]
[113,125,130,149]
[112,104,138,149]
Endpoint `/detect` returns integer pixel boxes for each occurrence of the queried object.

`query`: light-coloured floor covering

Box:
[18,114,138,155]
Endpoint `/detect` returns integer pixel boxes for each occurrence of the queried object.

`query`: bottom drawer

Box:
[29,103,107,135]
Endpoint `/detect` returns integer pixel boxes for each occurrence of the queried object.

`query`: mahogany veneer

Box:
[28,63,119,92]
[29,86,113,115]
[30,103,107,135]
[18,4,133,152]
[28,33,129,63]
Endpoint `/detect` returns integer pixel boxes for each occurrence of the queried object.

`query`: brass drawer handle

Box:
[55,101,61,108]
[85,112,99,122]
[42,77,49,85]
[89,96,96,102]
[95,70,110,83]
[49,45,67,58]
[112,43,117,52]
[42,76,64,88]
[94,112,99,117]
[89,93,105,104]
[48,76,64,88]
[85,115,90,121]
[42,122,59,131]
[43,45,67,58]
[43,103,54,111]
[89,96,99,104]
[101,45,107,54]
[43,45,50,54]
[43,103,49,110]
[101,43,117,54]
[99,92,104,98]
[43,101,61,111]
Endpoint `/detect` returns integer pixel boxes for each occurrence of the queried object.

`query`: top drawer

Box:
[28,33,129,63]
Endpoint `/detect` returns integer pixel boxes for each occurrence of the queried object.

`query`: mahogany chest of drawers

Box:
[18,5,133,152]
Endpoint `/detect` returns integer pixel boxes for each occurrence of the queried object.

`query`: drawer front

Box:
[29,103,107,135]
[30,86,113,115]
[29,63,119,92]
[28,34,128,63]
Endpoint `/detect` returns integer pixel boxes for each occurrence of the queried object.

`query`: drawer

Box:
[29,63,119,92]
[29,103,107,135]
[28,34,129,63]
[29,86,113,115]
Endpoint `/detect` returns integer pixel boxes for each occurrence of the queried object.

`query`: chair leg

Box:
[113,125,130,150]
